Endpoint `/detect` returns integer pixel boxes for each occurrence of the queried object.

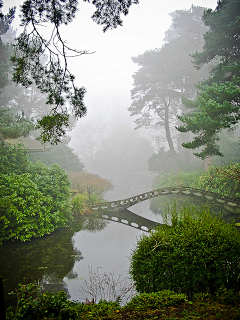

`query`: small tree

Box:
[69,171,113,203]
[130,206,240,297]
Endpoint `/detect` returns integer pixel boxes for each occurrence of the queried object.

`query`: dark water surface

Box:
[0,199,159,306]
[1,192,238,307]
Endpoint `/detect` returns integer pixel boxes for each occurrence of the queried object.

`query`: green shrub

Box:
[7,284,71,320]
[71,195,85,215]
[153,171,201,189]
[195,163,240,198]
[124,290,187,311]
[6,283,240,320]
[0,173,53,242]
[129,206,240,297]
[153,163,240,199]
[7,283,120,320]
[0,163,72,242]
[0,142,29,175]
[215,287,240,305]
[60,307,79,320]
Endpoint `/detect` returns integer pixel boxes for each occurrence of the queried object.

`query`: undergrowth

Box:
[6,284,240,320]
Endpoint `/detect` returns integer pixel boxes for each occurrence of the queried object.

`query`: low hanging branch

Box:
[10,0,139,144]
[11,0,90,144]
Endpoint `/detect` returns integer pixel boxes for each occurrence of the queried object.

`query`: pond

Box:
[0,191,238,307]
[0,198,160,307]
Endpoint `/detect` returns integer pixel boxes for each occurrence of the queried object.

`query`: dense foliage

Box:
[153,162,240,199]
[0,142,72,243]
[148,147,204,173]
[6,283,240,319]
[178,0,240,158]
[130,206,240,297]
[0,142,29,174]
[195,163,240,198]
[29,142,85,172]
[69,171,113,203]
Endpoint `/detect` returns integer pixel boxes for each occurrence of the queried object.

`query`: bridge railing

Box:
[91,186,240,213]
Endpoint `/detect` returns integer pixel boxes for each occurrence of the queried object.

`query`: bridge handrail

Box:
[91,186,240,211]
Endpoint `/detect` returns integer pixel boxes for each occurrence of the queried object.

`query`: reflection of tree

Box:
[82,217,108,233]
[0,215,110,307]
[39,273,70,299]
[0,221,83,307]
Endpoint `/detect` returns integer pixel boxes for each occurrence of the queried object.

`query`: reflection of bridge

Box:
[91,186,240,214]
[99,209,162,233]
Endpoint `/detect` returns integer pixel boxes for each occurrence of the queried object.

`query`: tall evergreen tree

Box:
[129,6,209,156]
[177,0,240,159]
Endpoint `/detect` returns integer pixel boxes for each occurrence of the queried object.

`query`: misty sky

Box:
[4,0,217,160]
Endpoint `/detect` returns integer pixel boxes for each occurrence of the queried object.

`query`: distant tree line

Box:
[130,0,240,165]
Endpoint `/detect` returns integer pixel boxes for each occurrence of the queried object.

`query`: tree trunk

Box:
[164,99,175,155]
[164,99,179,171]
[204,157,212,171]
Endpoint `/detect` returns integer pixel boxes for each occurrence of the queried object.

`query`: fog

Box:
[3,0,240,309]
[4,0,218,200]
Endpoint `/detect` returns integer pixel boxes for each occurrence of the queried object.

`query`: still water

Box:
[0,193,237,306]
[0,198,163,306]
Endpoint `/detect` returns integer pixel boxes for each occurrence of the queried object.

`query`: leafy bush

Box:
[0,173,52,242]
[215,287,240,306]
[0,163,71,243]
[153,170,201,189]
[124,290,187,311]
[148,148,203,173]
[68,171,113,201]
[6,283,240,319]
[0,142,29,175]
[29,142,85,172]
[153,163,240,199]
[7,283,71,320]
[28,162,71,213]
[7,283,120,320]
[195,163,240,198]
[129,206,240,297]
[71,195,85,215]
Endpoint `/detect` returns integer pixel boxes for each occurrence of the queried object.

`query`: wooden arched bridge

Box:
[91,186,240,214]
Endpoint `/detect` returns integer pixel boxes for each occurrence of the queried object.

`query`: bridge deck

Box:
[91,186,240,214]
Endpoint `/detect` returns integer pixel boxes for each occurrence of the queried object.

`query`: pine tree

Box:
[177,0,240,159]
[129,6,209,156]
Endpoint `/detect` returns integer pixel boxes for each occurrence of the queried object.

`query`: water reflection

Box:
[64,220,144,303]
[1,194,238,308]
[82,216,109,232]
[0,216,107,306]
[0,214,142,307]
